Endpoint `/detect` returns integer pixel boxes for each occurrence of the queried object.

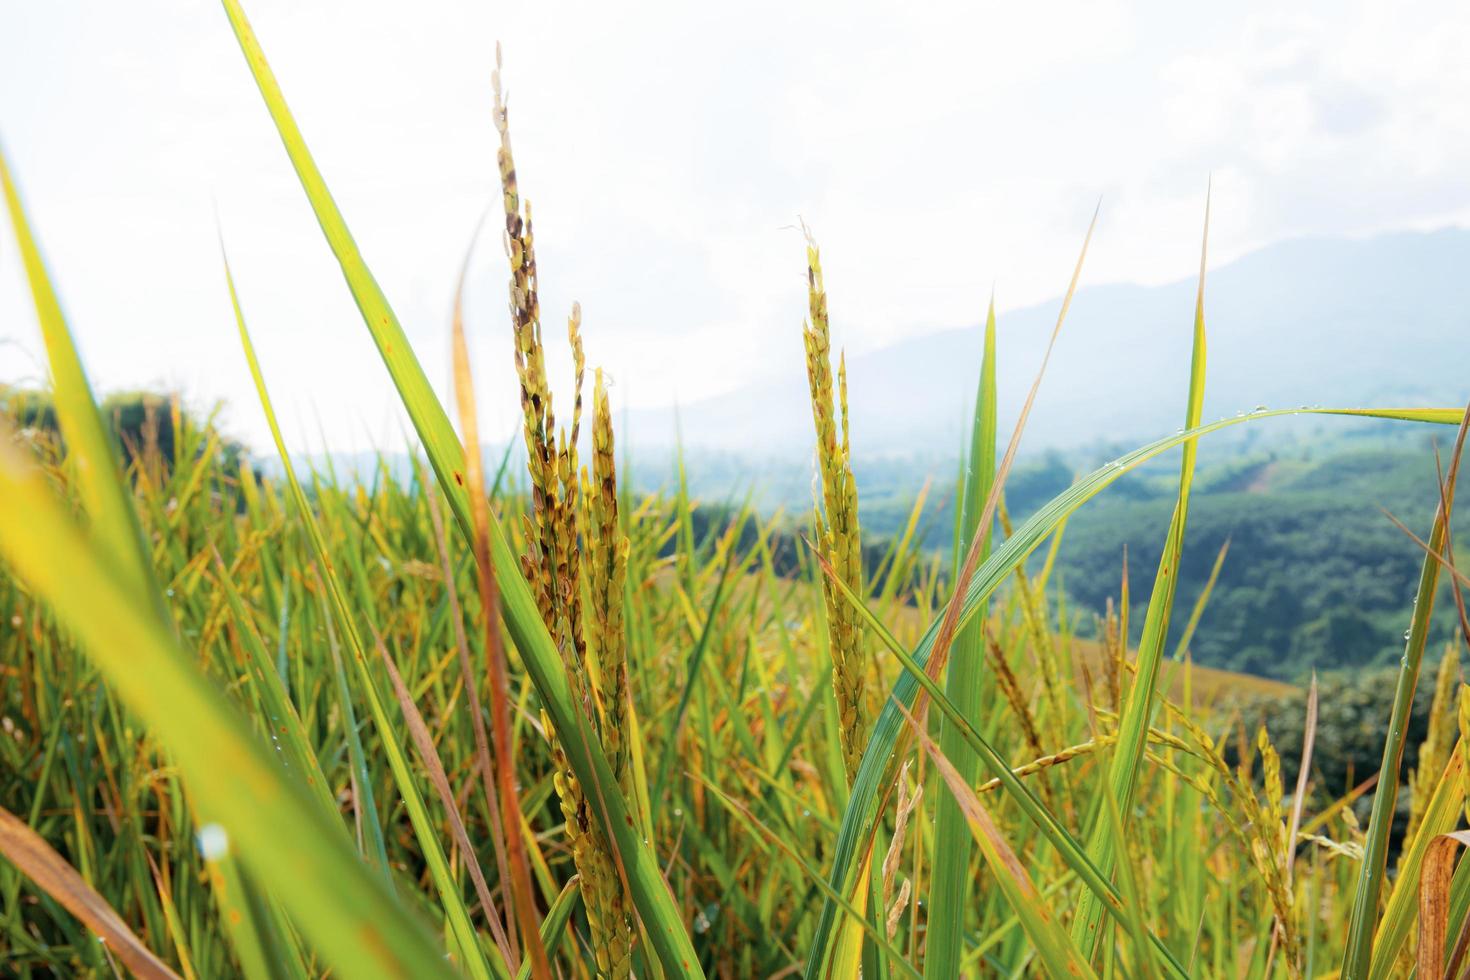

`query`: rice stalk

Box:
[800,230,868,783]
[492,53,632,980]
[12,25,1470,975]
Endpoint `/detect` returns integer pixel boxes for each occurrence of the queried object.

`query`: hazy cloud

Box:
[2,0,1469,452]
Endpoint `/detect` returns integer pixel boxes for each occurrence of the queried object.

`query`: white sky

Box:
[4,0,1470,453]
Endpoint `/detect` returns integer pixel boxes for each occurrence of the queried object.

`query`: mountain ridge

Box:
[622,227,1470,457]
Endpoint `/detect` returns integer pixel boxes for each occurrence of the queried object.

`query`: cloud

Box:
[1157,6,1470,240]
[3,0,1469,453]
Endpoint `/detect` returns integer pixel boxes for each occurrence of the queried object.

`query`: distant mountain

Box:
[625,228,1470,457]
[253,230,1470,682]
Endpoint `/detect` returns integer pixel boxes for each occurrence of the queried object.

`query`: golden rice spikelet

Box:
[1239,726,1300,978]
[1260,727,1284,831]
[542,708,631,979]
[494,46,580,711]
[559,306,588,704]
[976,736,1114,794]
[567,303,586,435]
[801,231,868,780]
[1408,645,1460,840]
[880,763,921,940]
[1461,684,1470,824]
[1102,599,1123,712]
[554,424,592,720]
[587,369,631,787]
[493,60,558,631]
[983,629,1054,808]
[984,629,1042,755]
[493,51,631,978]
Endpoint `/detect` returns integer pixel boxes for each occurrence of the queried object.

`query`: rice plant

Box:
[3,3,1470,977]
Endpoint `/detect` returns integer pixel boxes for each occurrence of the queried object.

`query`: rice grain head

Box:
[1239,726,1300,978]
[493,52,631,979]
[587,369,631,790]
[801,230,867,781]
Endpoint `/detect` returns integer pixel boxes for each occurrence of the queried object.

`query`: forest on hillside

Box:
[664,425,1462,681]
[14,381,1458,682]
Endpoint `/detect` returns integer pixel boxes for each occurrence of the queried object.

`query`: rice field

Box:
[3,3,1470,977]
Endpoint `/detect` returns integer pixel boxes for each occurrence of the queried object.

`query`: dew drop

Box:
[197,823,230,861]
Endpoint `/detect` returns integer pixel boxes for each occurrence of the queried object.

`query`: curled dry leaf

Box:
[0,805,182,980]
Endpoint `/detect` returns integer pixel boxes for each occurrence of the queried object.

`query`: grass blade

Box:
[214,5,701,971]
[195,834,301,980]
[0,804,181,980]
[813,203,1099,976]
[0,430,456,979]
[1286,673,1320,890]
[0,146,162,617]
[1072,191,1210,956]
[450,245,551,980]
[223,251,499,980]
[1417,830,1470,980]
[1342,401,1470,978]
[924,297,997,979]
[379,636,515,968]
[812,540,1187,977]
[907,707,1098,979]
[209,548,340,824]
[420,455,520,963]
[694,776,922,979]
[803,403,1463,975]
[516,878,582,980]
[1367,744,1468,977]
